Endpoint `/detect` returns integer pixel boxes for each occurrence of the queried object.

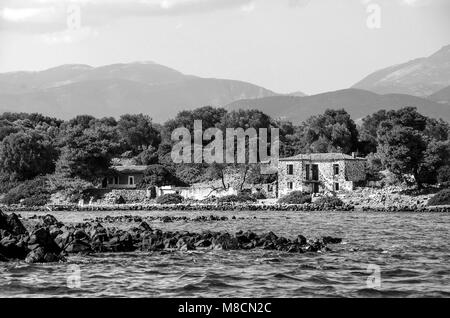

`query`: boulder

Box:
[28,227,61,254]
[212,233,239,250]
[0,210,27,235]
[138,222,152,232]
[42,214,60,227]
[296,235,307,245]
[0,236,29,259]
[322,236,342,244]
[25,246,64,264]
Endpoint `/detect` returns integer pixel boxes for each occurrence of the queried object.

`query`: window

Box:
[305,164,310,180]
[128,176,135,185]
[333,164,339,175]
[334,182,340,191]
[114,176,119,184]
[287,182,293,190]
[287,164,294,175]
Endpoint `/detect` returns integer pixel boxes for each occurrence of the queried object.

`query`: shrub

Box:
[217,193,257,204]
[428,189,450,206]
[252,191,267,200]
[156,193,183,204]
[139,164,185,188]
[278,191,311,204]
[46,174,94,203]
[314,196,344,207]
[437,165,450,186]
[1,177,50,206]
[0,174,19,194]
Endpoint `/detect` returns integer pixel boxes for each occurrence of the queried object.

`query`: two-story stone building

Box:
[278,153,366,197]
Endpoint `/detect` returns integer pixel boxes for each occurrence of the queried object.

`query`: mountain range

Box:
[0,44,449,123]
[352,44,450,97]
[226,88,450,123]
[0,62,276,121]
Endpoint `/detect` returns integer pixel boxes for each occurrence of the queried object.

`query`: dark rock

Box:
[138,221,152,232]
[25,246,64,263]
[0,253,8,262]
[6,213,27,235]
[212,233,239,250]
[116,196,126,204]
[28,228,61,254]
[322,236,342,244]
[0,236,29,259]
[296,235,307,245]
[42,214,60,227]
[194,239,212,248]
[0,211,27,236]
[261,231,278,242]
[65,239,92,254]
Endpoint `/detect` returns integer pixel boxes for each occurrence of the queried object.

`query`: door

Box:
[313,183,319,194]
[311,164,319,181]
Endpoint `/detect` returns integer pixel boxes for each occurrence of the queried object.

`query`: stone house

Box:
[278,153,366,197]
[103,165,148,189]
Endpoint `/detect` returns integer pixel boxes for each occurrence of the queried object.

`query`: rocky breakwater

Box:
[0,209,343,263]
[2,202,355,212]
[81,214,254,224]
[0,210,65,263]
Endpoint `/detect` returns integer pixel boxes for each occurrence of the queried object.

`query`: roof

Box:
[279,153,366,161]
[112,165,148,173]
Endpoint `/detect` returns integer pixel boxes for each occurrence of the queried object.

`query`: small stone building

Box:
[278,153,366,197]
[104,165,148,189]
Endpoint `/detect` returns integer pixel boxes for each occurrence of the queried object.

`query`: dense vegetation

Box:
[278,191,312,204]
[0,106,449,206]
[156,193,183,205]
[217,193,257,204]
[313,196,345,207]
[427,189,450,206]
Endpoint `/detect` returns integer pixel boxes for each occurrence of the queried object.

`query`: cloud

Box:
[400,0,431,6]
[240,1,256,13]
[0,0,256,25]
[41,26,98,44]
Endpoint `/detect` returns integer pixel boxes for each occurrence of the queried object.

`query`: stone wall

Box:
[100,189,149,204]
[180,187,237,200]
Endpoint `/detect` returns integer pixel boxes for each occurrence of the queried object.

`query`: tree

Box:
[0,131,57,181]
[163,106,227,140]
[359,110,388,155]
[132,146,159,165]
[139,164,184,187]
[299,109,359,154]
[419,140,450,184]
[377,122,427,188]
[118,114,161,153]
[55,118,121,182]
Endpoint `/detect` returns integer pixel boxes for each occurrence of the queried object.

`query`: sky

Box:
[0,0,449,95]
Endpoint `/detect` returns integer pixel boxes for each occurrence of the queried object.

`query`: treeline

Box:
[0,106,449,205]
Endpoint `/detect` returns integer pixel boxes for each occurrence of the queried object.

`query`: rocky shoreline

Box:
[0,210,343,263]
[1,202,449,213]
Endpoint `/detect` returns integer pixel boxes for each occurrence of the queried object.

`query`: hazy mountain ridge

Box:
[226,88,450,123]
[428,85,450,104]
[353,45,450,97]
[0,62,276,121]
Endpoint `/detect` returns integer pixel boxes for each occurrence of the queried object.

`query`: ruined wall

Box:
[101,189,149,204]
[180,187,237,200]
